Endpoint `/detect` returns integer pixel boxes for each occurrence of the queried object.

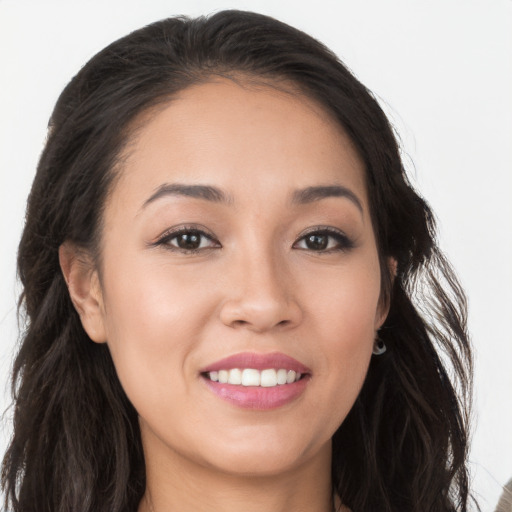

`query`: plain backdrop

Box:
[1,0,511,510]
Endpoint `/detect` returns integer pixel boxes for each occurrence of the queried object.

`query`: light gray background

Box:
[1,1,511,510]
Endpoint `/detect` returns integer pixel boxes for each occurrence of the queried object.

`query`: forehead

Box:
[110,78,368,214]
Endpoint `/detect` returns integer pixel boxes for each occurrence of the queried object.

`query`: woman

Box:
[1,10,474,512]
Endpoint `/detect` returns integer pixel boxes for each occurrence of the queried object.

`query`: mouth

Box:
[200,352,311,409]
[202,368,305,387]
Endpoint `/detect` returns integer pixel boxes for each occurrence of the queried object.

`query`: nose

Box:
[219,250,303,333]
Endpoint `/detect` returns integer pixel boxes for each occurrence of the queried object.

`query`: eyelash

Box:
[153,225,220,254]
[153,225,354,254]
[293,227,355,253]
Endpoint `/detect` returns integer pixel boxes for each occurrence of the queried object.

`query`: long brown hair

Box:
[2,11,474,512]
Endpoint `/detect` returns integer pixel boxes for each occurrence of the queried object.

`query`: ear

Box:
[59,242,107,343]
[374,256,398,330]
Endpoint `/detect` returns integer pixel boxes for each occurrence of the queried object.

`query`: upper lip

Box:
[200,352,311,374]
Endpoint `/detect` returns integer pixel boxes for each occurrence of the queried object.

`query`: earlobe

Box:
[388,257,398,279]
[59,242,107,343]
[374,256,398,329]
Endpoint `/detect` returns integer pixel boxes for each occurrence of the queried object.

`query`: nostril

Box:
[231,318,290,330]
[219,297,302,332]
[232,319,249,328]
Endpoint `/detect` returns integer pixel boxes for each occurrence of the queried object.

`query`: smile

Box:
[206,368,303,387]
[200,352,311,409]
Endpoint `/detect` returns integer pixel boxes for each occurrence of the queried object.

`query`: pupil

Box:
[177,232,200,249]
[306,234,328,250]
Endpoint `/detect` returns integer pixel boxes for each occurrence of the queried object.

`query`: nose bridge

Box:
[219,235,301,331]
[246,246,287,301]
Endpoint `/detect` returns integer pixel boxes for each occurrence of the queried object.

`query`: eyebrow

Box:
[291,185,363,213]
[143,183,232,208]
[142,182,363,213]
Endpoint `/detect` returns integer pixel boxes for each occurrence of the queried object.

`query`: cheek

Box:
[304,257,381,342]
[102,249,212,336]
[301,258,381,396]
[315,294,376,384]
[99,255,215,407]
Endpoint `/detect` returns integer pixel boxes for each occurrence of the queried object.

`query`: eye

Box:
[154,227,220,253]
[293,227,354,252]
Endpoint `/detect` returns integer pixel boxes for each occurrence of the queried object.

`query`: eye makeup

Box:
[149,223,355,256]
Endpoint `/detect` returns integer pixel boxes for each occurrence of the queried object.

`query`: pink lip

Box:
[200,352,311,410]
[200,352,311,374]
[202,378,309,410]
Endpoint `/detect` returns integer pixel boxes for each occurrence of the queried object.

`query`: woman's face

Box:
[85,79,387,477]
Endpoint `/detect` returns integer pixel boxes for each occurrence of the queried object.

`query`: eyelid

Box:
[149,224,353,253]
[151,224,221,250]
[297,225,347,238]
[293,225,355,252]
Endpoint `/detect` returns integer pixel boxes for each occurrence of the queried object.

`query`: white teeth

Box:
[242,368,260,386]
[276,368,288,385]
[286,370,296,384]
[260,369,277,387]
[207,368,304,387]
[228,368,242,385]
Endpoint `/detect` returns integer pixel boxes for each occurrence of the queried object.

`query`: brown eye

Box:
[293,228,354,252]
[175,232,203,250]
[155,228,220,253]
[304,234,329,251]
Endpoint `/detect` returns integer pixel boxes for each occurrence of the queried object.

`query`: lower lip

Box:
[202,376,309,410]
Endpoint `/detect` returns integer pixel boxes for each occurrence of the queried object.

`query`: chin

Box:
[204,450,306,478]
[195,429,331,478]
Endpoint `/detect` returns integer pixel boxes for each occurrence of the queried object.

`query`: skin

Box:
[60,79,389,512]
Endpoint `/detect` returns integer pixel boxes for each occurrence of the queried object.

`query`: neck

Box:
[139,436,335,512]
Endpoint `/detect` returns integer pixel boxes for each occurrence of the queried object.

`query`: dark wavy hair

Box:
[2,10,474,512]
